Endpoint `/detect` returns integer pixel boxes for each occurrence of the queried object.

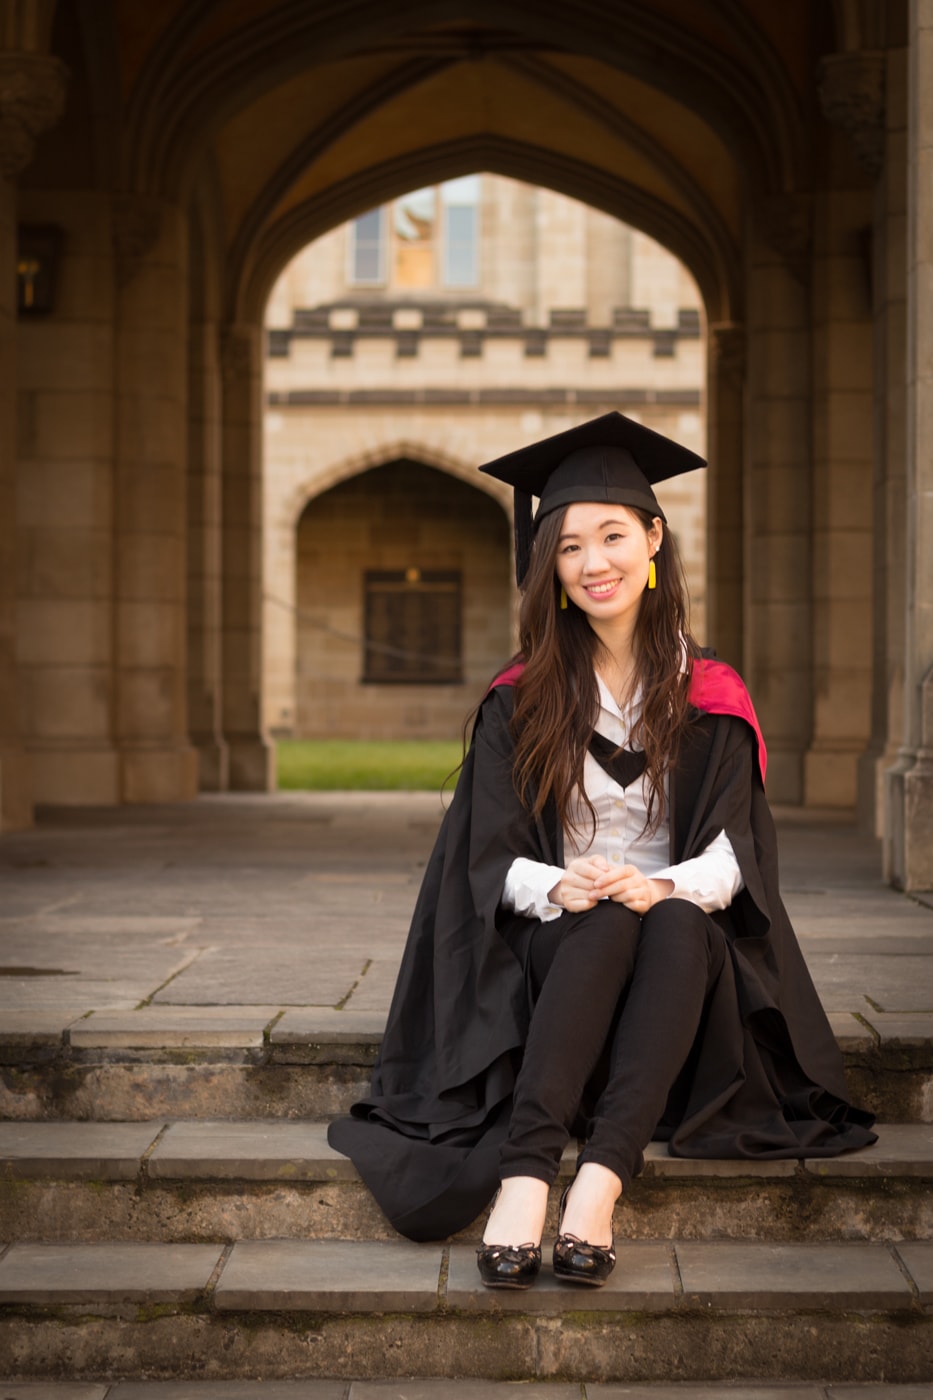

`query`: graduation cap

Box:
[479,411,706,583]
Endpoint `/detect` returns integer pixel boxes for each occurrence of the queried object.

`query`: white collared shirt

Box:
[503,674,744,922]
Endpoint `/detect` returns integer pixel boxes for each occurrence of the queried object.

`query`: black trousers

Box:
[499,897,726,1191]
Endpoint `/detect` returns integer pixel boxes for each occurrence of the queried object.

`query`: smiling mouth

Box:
[584,580,621,596]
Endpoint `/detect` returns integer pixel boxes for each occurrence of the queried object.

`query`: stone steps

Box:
[2,1386,933,1400]
[1,1010,931,1124]
[1,1119,931,1246]
[0,1237,931,1384]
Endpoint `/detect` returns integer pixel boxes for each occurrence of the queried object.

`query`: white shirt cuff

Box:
[653,829,744,913]
[503,856,567,922]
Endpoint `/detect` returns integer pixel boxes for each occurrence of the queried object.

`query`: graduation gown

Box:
[327,658,876,1241]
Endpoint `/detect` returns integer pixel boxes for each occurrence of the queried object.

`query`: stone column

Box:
[744,197,813,804]
[884,5,933,889]
[855,47,909,833]
[113,195,198,802]
[0,50,66,830]
[188,321,228,790]
[221,323,274,790]
[705,323,745,671]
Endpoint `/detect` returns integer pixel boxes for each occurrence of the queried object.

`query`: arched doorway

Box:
[288,460,511,739]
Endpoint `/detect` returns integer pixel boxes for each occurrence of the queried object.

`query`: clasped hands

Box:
[548,855,674,915]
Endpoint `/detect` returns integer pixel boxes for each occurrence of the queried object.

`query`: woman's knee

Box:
[640,898,724,970]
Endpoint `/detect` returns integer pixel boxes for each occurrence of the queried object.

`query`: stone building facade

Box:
[1,1,931,889]
[262,181,704,739]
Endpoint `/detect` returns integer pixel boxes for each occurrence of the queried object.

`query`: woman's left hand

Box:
[593,863,674,913]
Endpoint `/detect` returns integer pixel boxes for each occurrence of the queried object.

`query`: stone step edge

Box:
[2,1007,931,1063]
[1,1119,929,1184]
[4,1387,933,1400]
[0,1238,929,1315]
[0,1383,930,1400]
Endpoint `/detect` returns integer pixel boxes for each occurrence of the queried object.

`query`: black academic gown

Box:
[327,670,876,1242]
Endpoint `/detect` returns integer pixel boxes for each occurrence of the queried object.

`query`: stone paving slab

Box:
[350,1386,583,1400]
[894,1241,933,1302]
[588,1389,826,1399]
[860,1012,933,1046]
[271,1008,384,1043]
[148,1120,354,1180]
[674,1241,914,1309]
[150,946,367,1007]
[0,1387,109,1399]
[803,1123,933,1177]
[0,1120,163,1178]
[825,1012,875,1050]
[213,1239,443,1312]
[0,1242,223,1304]
[2,1119,927,1184]
[108,1387,347,1399]
[0,1010,89,1044]
[827,1389,933,1399]
[446,1241,674,1312]
[807,955,933,1014]
[71,1007,284,1049]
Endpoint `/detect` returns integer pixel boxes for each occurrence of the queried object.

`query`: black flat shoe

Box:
[552,1182,616,1287]
[476,1242,542,1290]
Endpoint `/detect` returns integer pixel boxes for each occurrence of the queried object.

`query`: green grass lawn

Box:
[276,738,465,791]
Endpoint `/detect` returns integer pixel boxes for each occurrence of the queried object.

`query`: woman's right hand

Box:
[548,855,613,912]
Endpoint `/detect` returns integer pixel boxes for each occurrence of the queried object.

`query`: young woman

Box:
[328,413,875,1289]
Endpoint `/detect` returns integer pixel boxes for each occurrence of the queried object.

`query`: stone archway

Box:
[275,457,511,740]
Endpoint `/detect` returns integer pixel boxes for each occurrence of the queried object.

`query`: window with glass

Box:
[350,207,386,284]
[441,176,480,288]
[363,570,463,683]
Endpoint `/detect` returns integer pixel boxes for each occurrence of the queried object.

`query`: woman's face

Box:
[554,502,663,627]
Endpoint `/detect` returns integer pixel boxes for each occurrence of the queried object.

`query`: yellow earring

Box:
[560,586,568,610]
[647,558,657,590]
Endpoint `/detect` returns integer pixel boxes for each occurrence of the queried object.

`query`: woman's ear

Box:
[649,517,664,552]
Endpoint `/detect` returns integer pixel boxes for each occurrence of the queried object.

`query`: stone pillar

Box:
[706,323,745,671]
[188,321,228,789]
[113,195,198,802]
[884,5,933,889]
[221,323,274,790]
[0,50,66,830]
[744,198,813,804]
[857,47,909,833]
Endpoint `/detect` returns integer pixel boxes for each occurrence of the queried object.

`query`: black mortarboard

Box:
[479,411,706,583]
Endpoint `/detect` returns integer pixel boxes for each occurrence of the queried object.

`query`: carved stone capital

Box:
[818,50,886,178]
[112,194,164,287]
[708,323,746,385]
[0,52,68,179]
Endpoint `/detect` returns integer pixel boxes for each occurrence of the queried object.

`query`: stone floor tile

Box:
[70,1007,283,1049]
[0,1009,86,1044]
[894,1240,933,1301]
[828,1389,933,1399]
[445,1241,674,1313]
[150,945,366,1006]
[0,1120,163,1179]
[807,954,933,1013]
[214,1239,442,1312]
[148,1119,354,1180]
[641,1142,797,1177]
[272,1007,384,1043]
[804,1123,933,1177]
[826,1010,875,1049]
[109,1385,348,1399]
[674,1240,913,1309]
[859,1012,933,1046]
[350,1385,581,1400]
[0,1387,109,1399]
[0,1241,223,1304]
[589,1388,825,1399]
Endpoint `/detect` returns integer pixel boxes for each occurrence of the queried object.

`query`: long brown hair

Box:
[510,504,700,837]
